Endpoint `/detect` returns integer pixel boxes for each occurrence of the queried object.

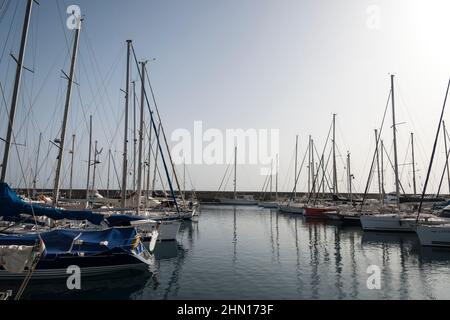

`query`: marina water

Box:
[9,205,450,299]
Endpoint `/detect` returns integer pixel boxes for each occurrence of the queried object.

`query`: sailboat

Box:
[361,76,450,232]
[278,136,306,214]
[217,146,258,205]
[258,155,279,209]
[0,5,155,285]
[303,116,338,218]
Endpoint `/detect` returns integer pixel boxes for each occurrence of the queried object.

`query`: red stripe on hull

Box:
[304,207,336,217]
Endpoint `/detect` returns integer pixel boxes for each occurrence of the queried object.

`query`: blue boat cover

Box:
[0,227,141,258]
[0,183,104,225]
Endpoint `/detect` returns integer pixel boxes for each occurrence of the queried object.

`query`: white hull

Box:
[417,224,450,247]
[157,220,181,241]
[278,205,304,214]
[360,214,417,232]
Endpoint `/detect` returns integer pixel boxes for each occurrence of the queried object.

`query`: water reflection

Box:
[9,206,450,299]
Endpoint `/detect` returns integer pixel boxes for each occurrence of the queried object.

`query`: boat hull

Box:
[417,224,450,247]
[360,214,416,232]
[278,205,304,214]
[258,201,279,209]
[0,252,153,280]
[303,207,335,218]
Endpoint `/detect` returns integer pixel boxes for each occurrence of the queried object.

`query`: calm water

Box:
[10,205,450,299]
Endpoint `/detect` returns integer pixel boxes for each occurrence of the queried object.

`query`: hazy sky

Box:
[1,0,450,194]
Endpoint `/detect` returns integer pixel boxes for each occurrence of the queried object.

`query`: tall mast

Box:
[294,135,298,198]
[106,148,111,198]
[121,40,132,207]
[136,61,147,214]
[375,129,382,201]
[32,132,42,196]
[85,115,92,207]
[233,145,237,199]
[183,159,186,196]
[269,159,273,199]
[52,17,82,205]
[443,121,450,194]
[1,0,33,183]
[68,134,75,199]
[411,132,417,195]
[332,113,338,195]
[91,140,98,193]
[132,80,137,193]
[146,122,152,204]
[321,154,325,198]
[311,138,315,194]
[151,123,161,194]
[380,139,385,202]
[275,153,278,200]
[307,135,311,194]
[347,151,352,203]
[391,75,400,208]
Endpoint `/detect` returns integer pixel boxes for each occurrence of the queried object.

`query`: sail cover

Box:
[0,227,142,259]
[0,183,104,225]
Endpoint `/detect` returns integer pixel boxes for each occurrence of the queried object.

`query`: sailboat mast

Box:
[121,40,132,207]
[107,149,111,198]
[146,122,152,204]
[391,75,401,208]
[294,135,298,198]
[1,0,33,183]
[275,153,278,200]
[132,80,137,193]
[233,145,237,200]
[375,129,382,202]
[136,61,147,214]
[91,140,98,193]
[443,121,450,194]
[32,132,42,196]
[151,123,161,194]
[85,115,92,207]
[380,139,385,201]
[311,138,315,194]
[332,113,338,195]
[52,17,82,205]
[347,152,352,203]
[307,135,311,194]
[411,132,417,195]
[68,134,75,199]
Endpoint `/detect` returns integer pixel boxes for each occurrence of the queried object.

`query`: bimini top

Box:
[0,227,142,258]
[0,183,104,225]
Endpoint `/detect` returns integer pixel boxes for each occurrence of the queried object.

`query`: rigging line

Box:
[360,88,391,208]
[398,137,411,186]
[313,147,333,204]
[0,0,12,23]
[381,142,406,195]
[307,121,333,203]
[288,141,309,202]
[313,142,333,194]
[131,45,180,212]
[436,145,450,197]
[143,64,185,204]
[417,79,450,217]
[0,0,18,65]
[282,146,295,192]
[217,164,231,193]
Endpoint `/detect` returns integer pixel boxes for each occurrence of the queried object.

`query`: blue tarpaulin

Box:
[0,227,141,258]
[0,183,104,225]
